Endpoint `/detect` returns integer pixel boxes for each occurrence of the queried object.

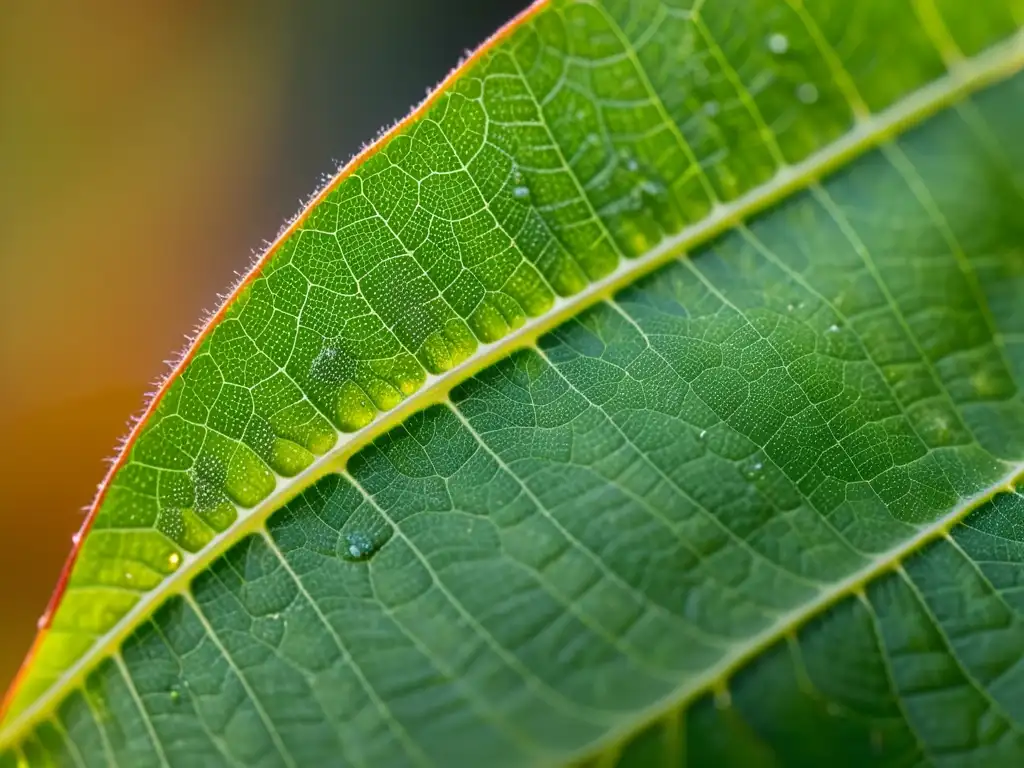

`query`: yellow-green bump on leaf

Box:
[4,0,1024,765]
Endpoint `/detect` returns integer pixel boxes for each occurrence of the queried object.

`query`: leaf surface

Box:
[4,0,1024,765]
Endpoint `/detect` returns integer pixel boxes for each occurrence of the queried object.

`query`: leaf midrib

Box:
[3,25,1024,752]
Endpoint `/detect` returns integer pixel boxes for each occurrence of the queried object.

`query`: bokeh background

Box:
[0,0,527,695]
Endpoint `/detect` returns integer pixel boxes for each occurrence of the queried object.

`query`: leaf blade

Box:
[2,0,1024,765]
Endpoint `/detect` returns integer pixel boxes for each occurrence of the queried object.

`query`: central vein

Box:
[3,24,1024,751]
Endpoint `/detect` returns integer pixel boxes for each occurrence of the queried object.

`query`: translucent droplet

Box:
[71,531,82,546]
[787,303,795,312]
[625,157,639,172]
[744,459,764,480]
[512,186,530,200]
[796,83,819,104]
[698,429,708,441]
[168,552,182,569]
[170,688,181,703]
[767,33,789,55]
[826,323,841,334]
[638,178,666,200]
[704,100,720,117]
[343,531,377,561]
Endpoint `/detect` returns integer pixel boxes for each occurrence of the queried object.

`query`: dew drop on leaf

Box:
[796,83,819,104]
[513,185,530,200]
[168,552,182,570]
[704,100,720,117]
[343,531,378,561]
[170,688,180,704]
[743,458,764,480]
[767,32,789,54]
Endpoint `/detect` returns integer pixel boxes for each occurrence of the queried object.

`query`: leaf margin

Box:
[3,0,1024,754]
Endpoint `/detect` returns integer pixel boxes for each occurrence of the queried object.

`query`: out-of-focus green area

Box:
[0,0,525,694]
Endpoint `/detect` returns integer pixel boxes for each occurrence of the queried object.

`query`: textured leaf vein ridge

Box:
[2,20,1024,752]
[567,462,1024,763]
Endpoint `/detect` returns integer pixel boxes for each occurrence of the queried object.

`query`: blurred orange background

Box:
[0,0,525,694]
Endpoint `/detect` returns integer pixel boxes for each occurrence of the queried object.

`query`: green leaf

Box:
[4,0,1024,764]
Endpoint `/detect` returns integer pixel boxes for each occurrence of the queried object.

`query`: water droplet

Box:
[796,82,819,104]
[71,531,82,546]
[170,688,180,703]
[704,100,720,117]
[125,572,133,582]
[826,323,842,334]
[787,303,795,312]
[638,178,666,200]
[767,33,789,55]
[698,429,708,441]
[512,185,530,200]
[743,459,764,480]
[168,552,181,569]
[625,157,639,172]
[343,531,378,561]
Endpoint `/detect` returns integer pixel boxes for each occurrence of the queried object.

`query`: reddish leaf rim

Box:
[0,0,548,724]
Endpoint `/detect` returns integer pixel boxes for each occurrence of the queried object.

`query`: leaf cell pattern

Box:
[4,0,1024,765]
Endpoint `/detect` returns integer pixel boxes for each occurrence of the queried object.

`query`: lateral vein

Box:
[2,23,1023,752]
